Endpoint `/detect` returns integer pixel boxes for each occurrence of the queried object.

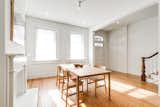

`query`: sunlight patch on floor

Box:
[48,89,66,107]
[81,103,87,107]
[15,88,38,107]
[110,80,157,99]
[128,88,157,99]
[111,80,135,92]
[48,89,77,107]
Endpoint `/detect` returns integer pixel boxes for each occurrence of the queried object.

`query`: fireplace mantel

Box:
[5,41,25,56]
[5,40,26,107]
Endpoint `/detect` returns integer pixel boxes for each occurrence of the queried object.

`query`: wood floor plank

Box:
[27,72,160,107]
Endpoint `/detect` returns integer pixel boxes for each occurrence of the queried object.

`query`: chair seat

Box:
[89,75,105,82]
[63,79,83,89]
[70,75,77,80]
[59,72,67,77]
[63,88,83,97]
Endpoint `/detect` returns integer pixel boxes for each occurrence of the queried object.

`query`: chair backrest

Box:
[94,65,106,70]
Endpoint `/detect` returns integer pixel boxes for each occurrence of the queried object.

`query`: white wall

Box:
[108,27,128,73]
[15,0,26,14]
[26,16,89,79]
[128,16,158,75]
[108,16,158,75]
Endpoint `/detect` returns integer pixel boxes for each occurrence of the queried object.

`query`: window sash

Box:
[70,34,84,59]
[35,29,56,61]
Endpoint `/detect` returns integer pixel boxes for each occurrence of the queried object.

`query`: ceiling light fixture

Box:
[78,0,87,8]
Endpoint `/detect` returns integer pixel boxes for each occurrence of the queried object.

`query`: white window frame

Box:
[34,27,58,62]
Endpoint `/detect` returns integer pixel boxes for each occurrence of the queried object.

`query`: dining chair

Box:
[56,64,75,89]
[56,65,68,89]
[87,65,107,96]
[61,69,84,107]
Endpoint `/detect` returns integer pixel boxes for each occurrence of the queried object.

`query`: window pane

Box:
[70,34,84,59]
[35,29,56,61]
[14,25,25,46]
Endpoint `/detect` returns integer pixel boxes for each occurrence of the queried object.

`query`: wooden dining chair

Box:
[56,65,67,89]
[56,66,67,88]
[87,65,107,96]
[56,64,77,89]
[61,70,84,107]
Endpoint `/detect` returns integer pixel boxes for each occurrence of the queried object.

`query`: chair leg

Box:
[56,76,58,86]
[87,79,88,94]
[61,77,64,99]
[82,83,84,92]
[56,70,58,86]
[95,82,97,97]
[66,72,69,107]
[61,84,63,99]
[104,75,107,93]
[81,83,84,102]
[58,78,61,89]
[66,89,68,107]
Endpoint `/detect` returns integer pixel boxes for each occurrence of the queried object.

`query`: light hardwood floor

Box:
[28,72,160,107]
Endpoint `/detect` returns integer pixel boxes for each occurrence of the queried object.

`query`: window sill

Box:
[68,58,86,60]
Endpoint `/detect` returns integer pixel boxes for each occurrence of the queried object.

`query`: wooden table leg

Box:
[76,76,80,107]
[87,78,88,94]
[108,73,111,100]
[56,66,59,86]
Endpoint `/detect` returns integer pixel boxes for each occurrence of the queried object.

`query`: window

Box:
[14,25,25,46]
[70,34,84,59]
[35,29,56,61]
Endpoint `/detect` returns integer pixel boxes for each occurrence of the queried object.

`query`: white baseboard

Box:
[28,72,56,80]
[111,70,141,76]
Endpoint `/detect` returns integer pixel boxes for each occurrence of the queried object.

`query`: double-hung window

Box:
[35,28,56,61]
[70,33,84,59]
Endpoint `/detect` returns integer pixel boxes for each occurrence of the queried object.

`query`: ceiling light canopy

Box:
[78,0,87,8]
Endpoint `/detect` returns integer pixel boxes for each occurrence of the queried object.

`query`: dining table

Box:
[59,64,112,107]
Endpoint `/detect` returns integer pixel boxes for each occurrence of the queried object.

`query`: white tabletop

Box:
[67,66,112,78]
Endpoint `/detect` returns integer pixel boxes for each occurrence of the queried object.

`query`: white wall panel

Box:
[128,16,158,75]
[108,27,128,73]
[107,16,158,75]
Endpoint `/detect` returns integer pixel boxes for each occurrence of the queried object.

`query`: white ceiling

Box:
[16,0,158,28]
[102,3,158,31]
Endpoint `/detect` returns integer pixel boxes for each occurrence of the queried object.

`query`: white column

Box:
[88,30,95,66]
[8,56,16,107]
[158,1,160,96]
[0,0,8,107]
